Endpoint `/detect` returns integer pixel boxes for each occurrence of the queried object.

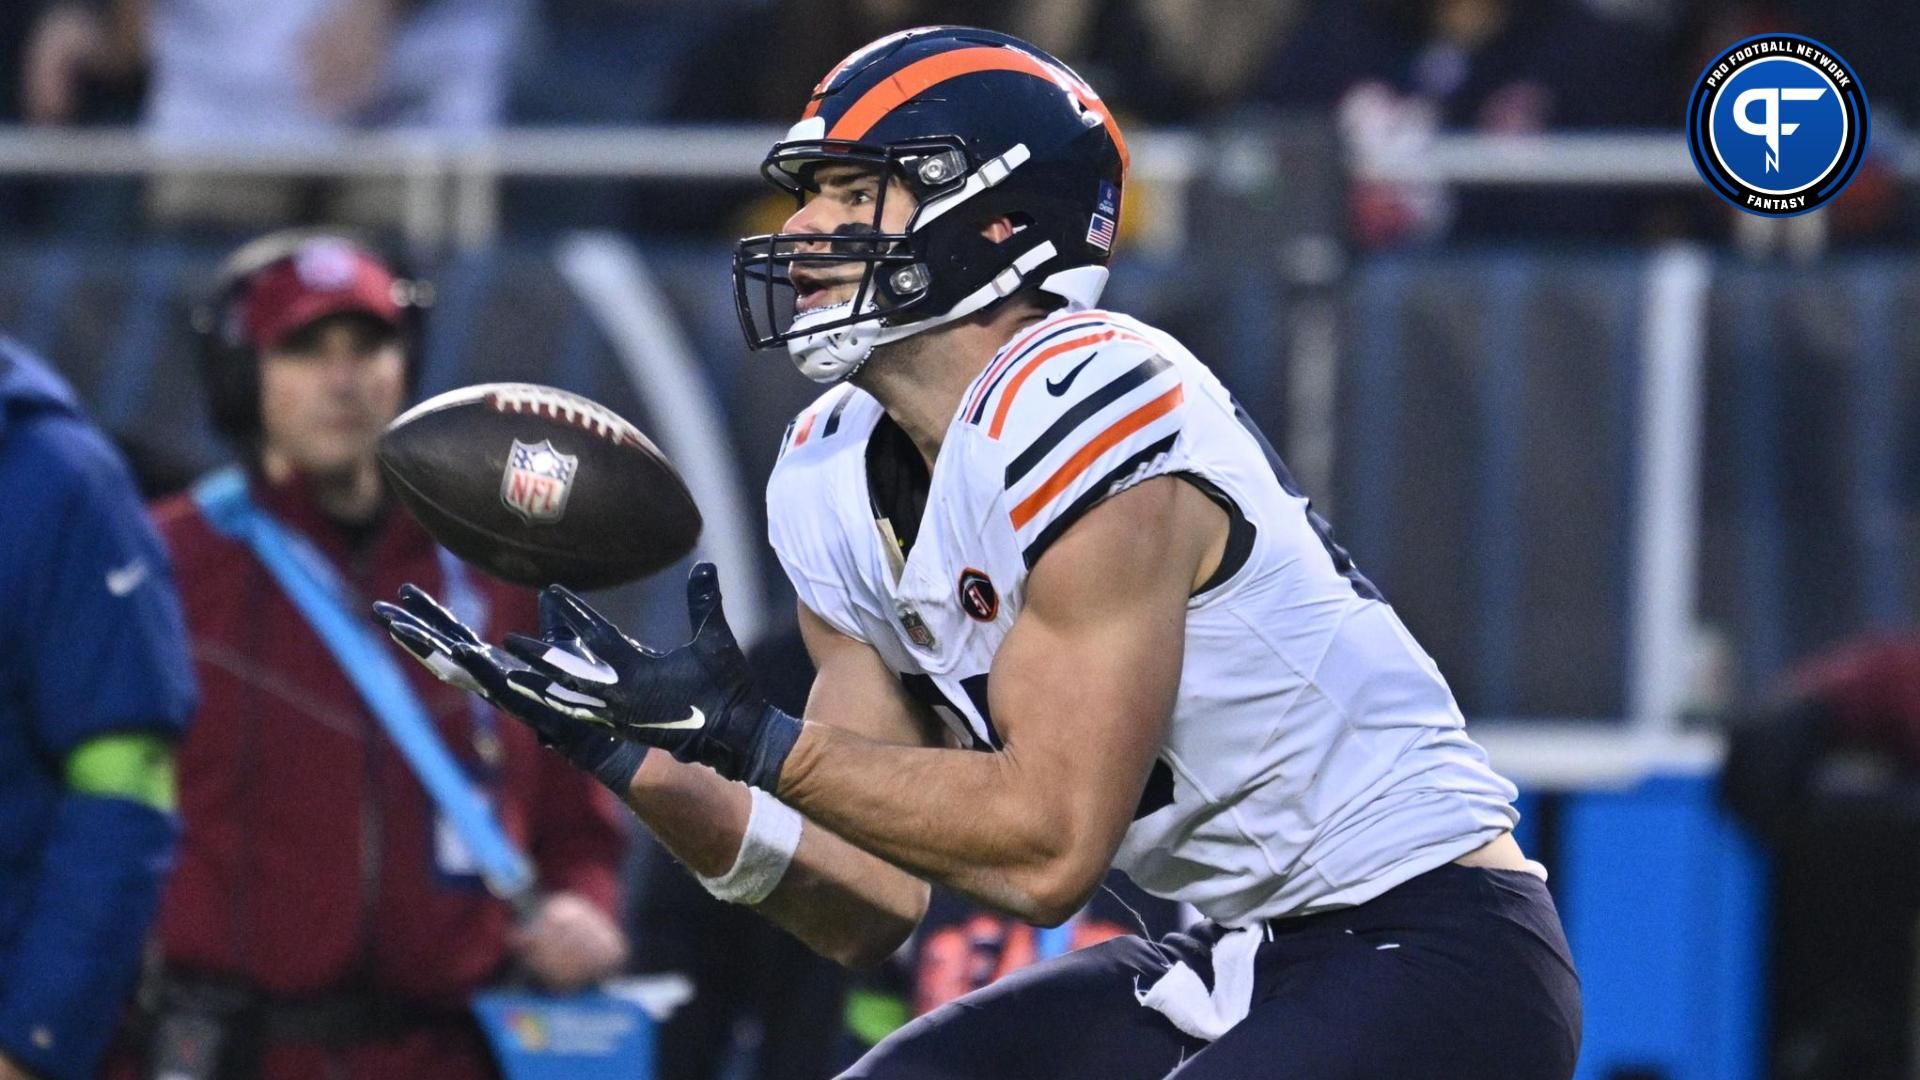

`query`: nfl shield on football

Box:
[378,383,702,590]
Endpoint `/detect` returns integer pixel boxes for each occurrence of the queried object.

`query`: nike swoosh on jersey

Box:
[1007,354,1174,485]
[106,558,149,597]
[1045,352,1099,396]
[634,706,707,731]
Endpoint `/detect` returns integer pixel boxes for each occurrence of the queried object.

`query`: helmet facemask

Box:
[734,136,1045,383]
[734,139,966,381]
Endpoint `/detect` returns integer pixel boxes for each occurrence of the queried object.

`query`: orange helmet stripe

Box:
[804,29,927,122]
[823,46,1130,173]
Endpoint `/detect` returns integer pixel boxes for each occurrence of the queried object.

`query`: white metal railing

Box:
[1356,132,1700,186]
[0,125,1208,180]
[1356,128,1920,186]
[0,125,1205,250]
[0,124,1909,248]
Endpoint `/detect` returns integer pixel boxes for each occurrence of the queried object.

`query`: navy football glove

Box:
[496,564,802,792]
[373,585,648,795]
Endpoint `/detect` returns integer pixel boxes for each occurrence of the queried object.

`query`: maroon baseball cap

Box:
[239,239,405,351]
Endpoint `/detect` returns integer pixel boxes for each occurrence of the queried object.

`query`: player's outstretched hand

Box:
[498,563,802,792]
[373,585,648,795]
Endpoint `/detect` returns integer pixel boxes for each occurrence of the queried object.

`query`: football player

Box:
[378,27,1581,1078]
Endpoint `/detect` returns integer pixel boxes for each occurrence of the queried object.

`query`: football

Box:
[377,383,701,590]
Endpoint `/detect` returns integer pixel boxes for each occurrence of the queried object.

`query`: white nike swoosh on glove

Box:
[633,707,706,731]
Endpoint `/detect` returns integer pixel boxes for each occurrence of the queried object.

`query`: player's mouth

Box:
[790,268,860,313]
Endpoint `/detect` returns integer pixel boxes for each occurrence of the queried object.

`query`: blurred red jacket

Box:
[134,471,626,1078]
[1790,634,1920,768]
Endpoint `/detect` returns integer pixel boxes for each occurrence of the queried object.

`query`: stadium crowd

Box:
[0,0,1914,243]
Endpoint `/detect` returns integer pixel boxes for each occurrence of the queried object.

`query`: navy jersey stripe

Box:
[1133,759,1176,820]
[898,672,1002,751]
[968,320,1111,425]
[1229,397,1382,602]
[822,391,853,438]
[1004,354,1171,486]
[1020,433,1178,568]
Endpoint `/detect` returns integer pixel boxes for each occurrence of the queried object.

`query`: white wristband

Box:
[695,786,803,905]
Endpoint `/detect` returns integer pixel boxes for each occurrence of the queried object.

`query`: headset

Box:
[191,229,432,444]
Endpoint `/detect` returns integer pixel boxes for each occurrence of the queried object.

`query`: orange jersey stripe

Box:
[987,330,1115,438]
[826,47,1130,173]
[792,409,819,447]
[1009,383,1184,531]
[966,310,1113,418]
[987,328,1152,439]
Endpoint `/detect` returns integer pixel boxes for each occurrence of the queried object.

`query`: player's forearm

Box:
[625,751,926,968]
[776,723,1104,925]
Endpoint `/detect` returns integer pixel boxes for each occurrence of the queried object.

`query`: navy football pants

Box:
[840,864,1581,1079]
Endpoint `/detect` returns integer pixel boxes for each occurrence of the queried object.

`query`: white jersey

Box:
[766,308,1519,926]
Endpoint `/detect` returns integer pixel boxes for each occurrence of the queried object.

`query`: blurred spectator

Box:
[1261,0,1674,133]
[640,1,1014,235]
[514,0,737,125]
[500,0,752,237]
[130,0,531,232]
[1011,0,1303,124]
[1678,0,1914,245]
[16,0,147,126]
[0,338,196,1080]
[1257,0,1679,245]
[1788,0,1920,125]
[904,876,1182,1018]
[830,874,1185,1069]
[116,231,627,1079]
[144,0,527,138]
[1,1,148,237]
[629,628,848,1080]
[1723,635,1920,1080]
[670,0,1011,123]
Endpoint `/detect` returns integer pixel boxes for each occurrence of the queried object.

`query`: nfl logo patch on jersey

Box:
[896,601,937,649]
[500,438,578,524]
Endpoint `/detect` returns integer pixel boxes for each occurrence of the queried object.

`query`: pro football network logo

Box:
[895,600,936,650]
[1687,34,1868,217]
[500,438,578,524]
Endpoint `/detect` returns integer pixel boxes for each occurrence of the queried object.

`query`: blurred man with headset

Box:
[120,231,627,1080]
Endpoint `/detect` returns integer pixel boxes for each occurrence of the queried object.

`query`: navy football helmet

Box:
[733,26,1130,382]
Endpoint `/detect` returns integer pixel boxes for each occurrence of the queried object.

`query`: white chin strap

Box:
[786,245,1111,383]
